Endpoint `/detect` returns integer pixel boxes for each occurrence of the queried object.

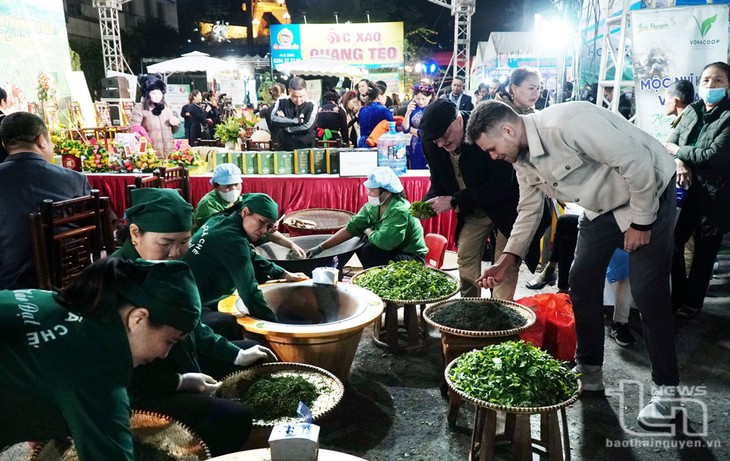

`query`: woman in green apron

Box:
[0,258,200,460]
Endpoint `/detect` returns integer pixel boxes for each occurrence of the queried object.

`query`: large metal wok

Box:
[254,234,364,277]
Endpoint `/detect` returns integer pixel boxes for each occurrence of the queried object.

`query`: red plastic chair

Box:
[424,233,448,268]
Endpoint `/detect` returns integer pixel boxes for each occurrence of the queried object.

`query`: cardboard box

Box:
[293,148,311,174]
[309,148,327,174]
[214,151,230,167]
[274,151,295,175]
[241,152,258,175]
[257,152,276,175]
[269,423,319,461]
[326,149,340,174]
[338,149,378,177]
[228,151,242,171]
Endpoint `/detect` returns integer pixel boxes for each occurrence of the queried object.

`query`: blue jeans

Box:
[569,181,679,386]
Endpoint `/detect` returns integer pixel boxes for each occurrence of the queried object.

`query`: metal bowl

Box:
[254,234,364,277]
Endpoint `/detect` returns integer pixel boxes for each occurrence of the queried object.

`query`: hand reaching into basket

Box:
[234,345,278,367]
[177,373,222,395]
[289,242,307,259]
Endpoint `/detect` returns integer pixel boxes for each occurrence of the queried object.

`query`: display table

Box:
[86,171,458,250]
[209,448,367,461]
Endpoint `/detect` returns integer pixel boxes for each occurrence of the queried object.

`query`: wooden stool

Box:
[469,406,572,461]
[371,301,429,352]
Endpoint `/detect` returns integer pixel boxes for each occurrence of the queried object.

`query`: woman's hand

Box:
[289,243,306,258]
[363,228,373,237]
[284,271,309,282]
[406,100,416,113]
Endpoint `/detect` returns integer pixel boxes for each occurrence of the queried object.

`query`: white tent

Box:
[275,58,366,79]
[146,51,239,76]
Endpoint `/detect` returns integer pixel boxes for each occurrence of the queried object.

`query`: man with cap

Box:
[193,163,306,256]
[0,111,91,290]
[419,99,548,299]
[306,166,428,268]
[0,257,201,460]
[184,193,308,322]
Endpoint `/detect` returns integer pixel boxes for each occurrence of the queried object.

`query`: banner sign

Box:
[631,5,729,140]
[0,0,73,112]
[271,22,403,69]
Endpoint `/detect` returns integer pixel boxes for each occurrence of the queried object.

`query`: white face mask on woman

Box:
[218,189,242,204]
[367,191,387,207]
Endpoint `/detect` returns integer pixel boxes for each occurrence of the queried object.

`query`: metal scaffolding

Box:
[428,0,476,86]
[93,0,132,75]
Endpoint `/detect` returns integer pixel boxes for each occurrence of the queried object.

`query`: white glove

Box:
[234,345,279,367]
[177,373,221,395]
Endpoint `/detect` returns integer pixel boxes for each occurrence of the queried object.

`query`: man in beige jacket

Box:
[466,100,680,430]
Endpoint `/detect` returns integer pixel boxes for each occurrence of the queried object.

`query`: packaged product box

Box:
[257,152,276,175]
[293,148,311,174]
[309,148,327,174]
[241,152,258,175]
[228,151,242,171]
[326,148,340,175]
[214,151,230,167]
[274,151,295,175]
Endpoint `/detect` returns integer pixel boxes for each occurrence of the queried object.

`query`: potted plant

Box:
[214,117,241,150]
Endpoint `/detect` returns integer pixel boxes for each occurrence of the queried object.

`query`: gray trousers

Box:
[569,182,679,386]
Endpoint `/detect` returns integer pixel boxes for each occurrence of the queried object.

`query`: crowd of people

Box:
[0,58,728,457]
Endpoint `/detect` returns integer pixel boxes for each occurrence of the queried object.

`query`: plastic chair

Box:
[424,233,448,268]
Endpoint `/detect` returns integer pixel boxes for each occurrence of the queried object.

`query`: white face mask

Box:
[218,188,242,203]
[368,191,387,207]
[149,89,163,104]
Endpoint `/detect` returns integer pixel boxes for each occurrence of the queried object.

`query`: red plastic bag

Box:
[516,296,546,348]
[517,293,576,362]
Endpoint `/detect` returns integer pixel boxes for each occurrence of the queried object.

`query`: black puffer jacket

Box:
[668,97,730,235]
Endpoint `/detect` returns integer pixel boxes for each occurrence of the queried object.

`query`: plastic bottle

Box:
[377,123,395,170]
[391,122,408,176]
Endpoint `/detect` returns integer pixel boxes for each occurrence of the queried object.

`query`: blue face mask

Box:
[699,86,727,104]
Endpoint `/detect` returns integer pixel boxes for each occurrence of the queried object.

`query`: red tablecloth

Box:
[87,172,457,249]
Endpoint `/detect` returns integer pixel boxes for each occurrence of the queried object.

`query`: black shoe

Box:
[676,305,701,319]
[611,322,636,347]
[525,271,557,290]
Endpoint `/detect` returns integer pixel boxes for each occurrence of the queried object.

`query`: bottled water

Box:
[377,121,407,175]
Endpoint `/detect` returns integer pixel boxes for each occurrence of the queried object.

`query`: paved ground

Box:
[317,237,730,460]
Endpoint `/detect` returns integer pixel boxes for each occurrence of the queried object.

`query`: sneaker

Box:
[611,322,636,347]
[637,386,682,430]
[572,363,605,393]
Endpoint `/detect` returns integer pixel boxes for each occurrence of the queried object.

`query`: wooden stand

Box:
[469,406,571,461]
[372,301,429,352]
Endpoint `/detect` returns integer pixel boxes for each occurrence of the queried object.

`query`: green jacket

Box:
[183,212,285,321]
[0,290,134,460]
[193,190,232,233]
[110,243,241,398]
[667,97,730,235]
[346,195,428,257]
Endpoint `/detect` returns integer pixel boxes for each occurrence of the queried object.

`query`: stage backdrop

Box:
[0,0,74,112]
[631,4,729,140]
[270,22,403,70]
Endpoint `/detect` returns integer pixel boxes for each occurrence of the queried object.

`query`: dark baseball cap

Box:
[420,99,459,142]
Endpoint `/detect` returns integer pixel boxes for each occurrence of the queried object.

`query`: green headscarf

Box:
[126,188,193,233]
[121,259,201,333]
[240,193,278,221]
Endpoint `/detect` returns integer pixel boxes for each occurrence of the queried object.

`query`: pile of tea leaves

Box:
[409,201,436,219]
[240,375,320,421]
[286,249,303,260]
[429,299,526,331]
[353,260,457,300]
[448,340,579,407]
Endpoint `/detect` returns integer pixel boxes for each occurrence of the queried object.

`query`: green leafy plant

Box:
[409,201,436,219]
[353,260,457,300]
[214,117,241,144]
[448,340,579,407]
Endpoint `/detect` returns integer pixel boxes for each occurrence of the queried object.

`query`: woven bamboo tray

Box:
[423,297,537,338]
[283,208,354,236]
[445,359,581,415]
[350,265,460,305]
[217,362,344,427]
[30,410,211,460]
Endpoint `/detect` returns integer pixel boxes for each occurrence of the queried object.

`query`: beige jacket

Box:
[504,102,676,259]
[130,103,180,159]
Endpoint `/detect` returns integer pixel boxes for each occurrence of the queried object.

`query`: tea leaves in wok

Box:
[354,261,457,300]
[429,300,526,331]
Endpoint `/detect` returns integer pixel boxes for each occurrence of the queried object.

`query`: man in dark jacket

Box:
[270,77,317,150]
[0,112,91,289]
[420,99,547,299]
[441,77,474,112]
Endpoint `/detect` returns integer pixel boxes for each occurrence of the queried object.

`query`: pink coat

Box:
[130,103,180,159]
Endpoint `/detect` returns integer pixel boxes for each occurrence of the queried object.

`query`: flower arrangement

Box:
[167,148,201,168]
[240,109,259,128]
[132,148,162,172]
[214,117,242,144]
[54,136,85,158]
[82,139,111,173]
[37,72,52,103]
